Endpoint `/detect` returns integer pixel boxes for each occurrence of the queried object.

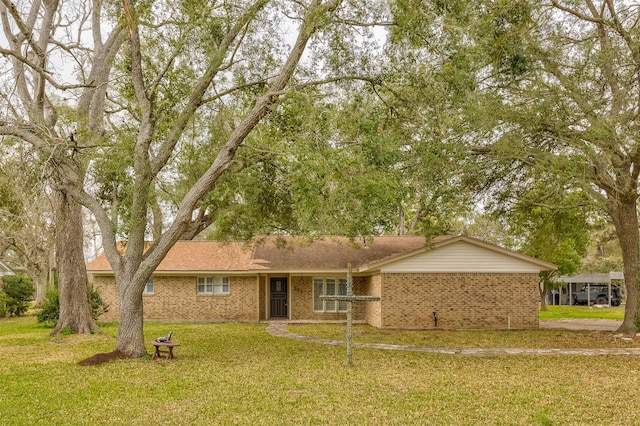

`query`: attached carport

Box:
[550,272,624,306]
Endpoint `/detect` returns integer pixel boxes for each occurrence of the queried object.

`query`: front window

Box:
[313,277,347,312]
[197,276,230,294]
[144,277,154,294]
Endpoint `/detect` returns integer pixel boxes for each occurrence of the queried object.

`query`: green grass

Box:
[540,305,625,320]
[289,323,638,349]
[1,315,640,425]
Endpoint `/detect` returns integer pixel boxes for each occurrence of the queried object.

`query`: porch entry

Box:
[269,277,288,318]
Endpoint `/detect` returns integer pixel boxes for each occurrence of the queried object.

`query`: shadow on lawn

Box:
[77,350,128,366]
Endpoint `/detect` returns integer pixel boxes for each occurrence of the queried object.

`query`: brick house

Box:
[87,235,555,330]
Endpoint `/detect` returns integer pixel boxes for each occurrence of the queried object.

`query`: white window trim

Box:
[313,277,348,313]
[197,276,230,295]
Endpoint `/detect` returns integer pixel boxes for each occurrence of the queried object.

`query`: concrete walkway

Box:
[266,322,640,356]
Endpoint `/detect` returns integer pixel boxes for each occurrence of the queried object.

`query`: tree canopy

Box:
[391,0,640,332]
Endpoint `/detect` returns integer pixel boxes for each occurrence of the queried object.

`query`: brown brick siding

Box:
[379,273,539,330]
[92,275,259,322]
[92,272,538,329]
[93,276,118,321]
[364,275,382,328]
[258,275,266,320]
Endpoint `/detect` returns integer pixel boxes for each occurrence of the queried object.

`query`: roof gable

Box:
[361,236,556,273]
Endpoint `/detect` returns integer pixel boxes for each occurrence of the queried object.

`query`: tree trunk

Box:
[115,276,147,357]
[538,271,555,312]
[539,281,548,311]
[611,200,639,334]
[51,190,99,335]
[33,268,49,307]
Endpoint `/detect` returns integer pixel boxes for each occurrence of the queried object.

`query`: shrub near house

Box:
[36,287,109,325]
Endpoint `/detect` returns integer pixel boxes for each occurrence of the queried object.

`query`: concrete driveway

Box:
[540,319,623,331]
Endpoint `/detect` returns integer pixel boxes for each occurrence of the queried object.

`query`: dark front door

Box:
[270,277,288,318]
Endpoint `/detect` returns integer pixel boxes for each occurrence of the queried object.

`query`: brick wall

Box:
[92,275,259,322]
[379,273,539,330]
[364,274,382,328]
[92,272,539,329]
[93,276,118,321]
[258,275,266,320]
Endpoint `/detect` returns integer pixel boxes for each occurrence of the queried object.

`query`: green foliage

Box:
[177,85,419,240]
[35,288,61,325]
[510,200,590,276]
[477,0,534,79]
[36,287,109,326]
[0,290,7,318]
[89,286,110,320]
[1,276,33,317]
[391,0,640,326]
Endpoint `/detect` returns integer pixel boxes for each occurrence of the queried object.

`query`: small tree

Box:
[504,192,591,310]
[1,276,34,317]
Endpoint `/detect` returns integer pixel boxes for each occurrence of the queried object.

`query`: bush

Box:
[1,276,34,317]
[36,286,109,325]
[89,286,109,319]
[0,291,7,318]
[36,288,60,325]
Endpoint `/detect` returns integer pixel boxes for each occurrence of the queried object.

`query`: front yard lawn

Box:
[1,315,640,425]
[539,305,625,320]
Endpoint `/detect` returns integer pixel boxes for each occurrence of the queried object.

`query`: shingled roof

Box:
[86,241,268,273]
[253,236,448,272]
[86,236,444,274]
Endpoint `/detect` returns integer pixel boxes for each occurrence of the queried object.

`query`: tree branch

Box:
[551,0,604,23]
[142,0,341,277]
[150,0,271,176]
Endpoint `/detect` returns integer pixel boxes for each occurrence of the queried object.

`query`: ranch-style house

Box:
[87,235,556,330]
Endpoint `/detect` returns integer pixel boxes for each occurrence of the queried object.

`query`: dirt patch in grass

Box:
[78,350,127,366]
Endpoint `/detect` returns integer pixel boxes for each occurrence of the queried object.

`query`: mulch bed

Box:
[77,350,128,366]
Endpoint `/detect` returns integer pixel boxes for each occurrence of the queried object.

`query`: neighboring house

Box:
[87,235,556,330]
[0,260,15,287]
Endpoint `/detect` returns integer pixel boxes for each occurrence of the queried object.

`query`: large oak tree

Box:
[1,0,390,356]
[392,0,640,332]
[0,0,123,334]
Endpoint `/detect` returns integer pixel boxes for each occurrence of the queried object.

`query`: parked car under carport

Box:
[571,284,622,306]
